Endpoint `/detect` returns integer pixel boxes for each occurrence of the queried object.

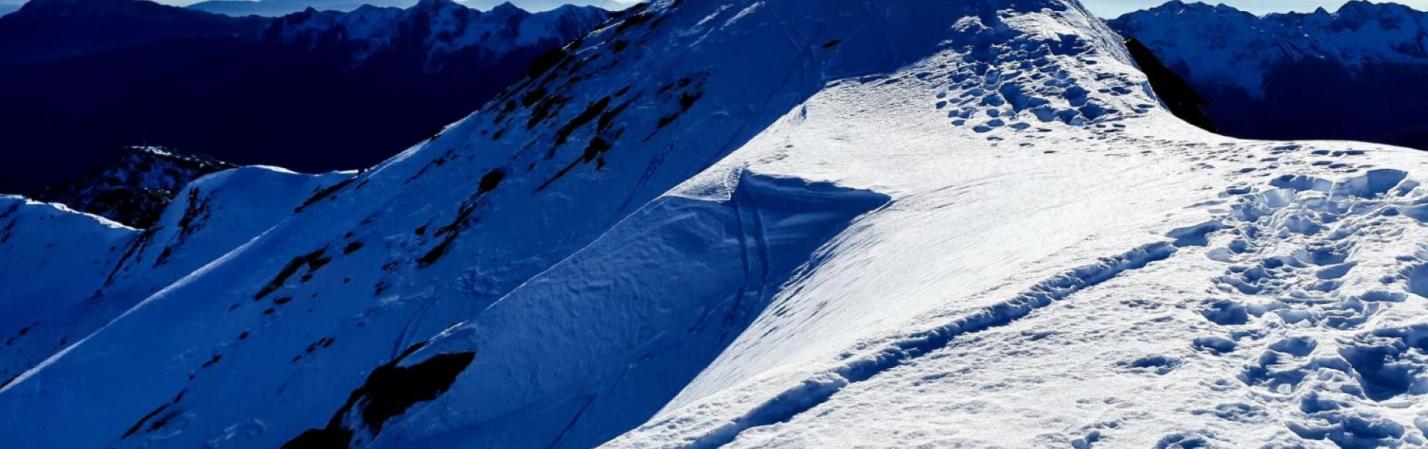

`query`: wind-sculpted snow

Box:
[7,0,1428,448]
[603,138,1428,448]
[0,0,985,447]
[662,241,1178,449]
[305,172,889,449]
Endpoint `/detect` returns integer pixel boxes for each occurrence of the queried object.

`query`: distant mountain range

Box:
[188,0,414,17]
[1109,0,1428,150]
[0,0,630,18]
[0,0,610,206]
[189,0,629,17]
[0,0,266,66]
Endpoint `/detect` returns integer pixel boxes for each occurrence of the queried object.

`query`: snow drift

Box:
[5,0,1428,448]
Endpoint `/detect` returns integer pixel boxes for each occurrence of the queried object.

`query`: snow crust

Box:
[5,0,1428,448]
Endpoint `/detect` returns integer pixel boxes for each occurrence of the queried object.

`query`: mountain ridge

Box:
[0,0,267,66]
[188,0,629,17]
[0,0,610,199]
[7,0,1428,448]
[1109,0,1428,150]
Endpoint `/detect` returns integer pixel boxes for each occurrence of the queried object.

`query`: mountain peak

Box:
[413,0,466,12]
[265,0,603,68]
[1111,0,1428,92]
[487,1,524,13]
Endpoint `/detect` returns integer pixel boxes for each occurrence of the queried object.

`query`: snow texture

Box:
[5,0,1428,448]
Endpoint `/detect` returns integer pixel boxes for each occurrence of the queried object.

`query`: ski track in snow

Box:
[632,142,1428,449]
[678,241,1180,449]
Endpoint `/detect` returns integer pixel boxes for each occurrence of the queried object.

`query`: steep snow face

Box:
[0,197,136,387]
[364,1,1172,447]
[0,0,1158,448]
[0,166,347,390]
[8,0,1428,449]
[0,0,973,446]
[1109,0,1428,97]
[354,174,891,449]
[263,0,610,69]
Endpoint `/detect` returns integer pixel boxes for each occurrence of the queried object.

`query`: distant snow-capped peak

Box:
[1109,0,1428,95]
[262,0,610,68]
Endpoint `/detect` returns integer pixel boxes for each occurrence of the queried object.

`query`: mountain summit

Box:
[262,0,609,69]
[6,0,1428,448]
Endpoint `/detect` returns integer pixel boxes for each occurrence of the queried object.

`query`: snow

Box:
[6,0,1428,448]
[0,196,138,366]
[0,166,348,389]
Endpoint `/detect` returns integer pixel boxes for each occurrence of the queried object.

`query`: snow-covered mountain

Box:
[190,0,629,17]
[1109,0,1428,150]
[189,0,414,17]
[32,146,236,228]
[263,0,610,69]
[0,165,352,394]
[463,0,630,12]
[6,0,1428,448]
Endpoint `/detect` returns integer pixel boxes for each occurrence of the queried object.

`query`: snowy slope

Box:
[6,0,1428,448]
[0,197,137,370]
[0,166,349,389]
